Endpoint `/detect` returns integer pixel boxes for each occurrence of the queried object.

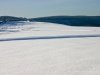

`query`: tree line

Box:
[0,16,27,22]
[0,16,100,27]
[29,16,100,27]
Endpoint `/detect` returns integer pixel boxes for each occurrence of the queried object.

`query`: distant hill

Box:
[0,16,100,27]
[29,16,100,27]
[0,16,27,22]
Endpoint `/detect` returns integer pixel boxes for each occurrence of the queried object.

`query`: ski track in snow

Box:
[0,21,100,75]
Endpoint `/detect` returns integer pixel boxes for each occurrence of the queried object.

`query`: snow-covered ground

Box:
[0,22,100,75]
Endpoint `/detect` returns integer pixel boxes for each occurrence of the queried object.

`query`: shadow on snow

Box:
[0,34,100,42]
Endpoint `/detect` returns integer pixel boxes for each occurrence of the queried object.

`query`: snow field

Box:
[0,22,100,75]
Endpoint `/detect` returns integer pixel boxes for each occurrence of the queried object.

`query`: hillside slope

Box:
[0,22,100,75]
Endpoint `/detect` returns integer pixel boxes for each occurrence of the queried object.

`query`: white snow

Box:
[0,22,100,75]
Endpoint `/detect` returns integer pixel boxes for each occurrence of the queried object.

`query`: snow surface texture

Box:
[0,21,100,75]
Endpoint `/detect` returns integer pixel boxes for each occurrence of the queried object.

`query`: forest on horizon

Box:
[0,16,100,27]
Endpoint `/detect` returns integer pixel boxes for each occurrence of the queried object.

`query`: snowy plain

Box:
[0,21,100,75]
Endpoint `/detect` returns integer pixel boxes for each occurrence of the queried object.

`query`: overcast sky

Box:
[0,0,100,18]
